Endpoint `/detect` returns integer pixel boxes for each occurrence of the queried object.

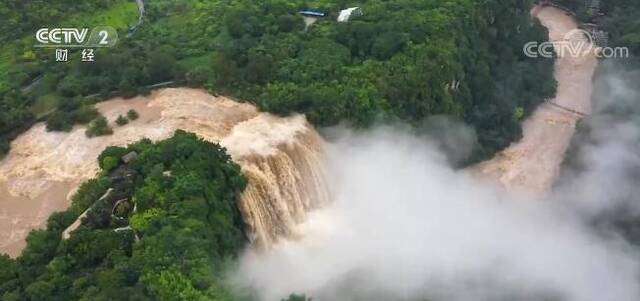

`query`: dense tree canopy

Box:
[0,0,556,163]
[202,0,556,161]
[0,131,248,300]
[0,1,638,300]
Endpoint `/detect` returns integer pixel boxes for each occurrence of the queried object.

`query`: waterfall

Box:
[222,114,330,248]
[0,88,330,255]
[232,125,329,247]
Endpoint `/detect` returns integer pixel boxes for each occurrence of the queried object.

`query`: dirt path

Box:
[473,6,598,194]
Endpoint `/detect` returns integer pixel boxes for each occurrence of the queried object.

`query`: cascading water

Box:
[228,120,330,247]
[222,114,331,247]
[0,88,330,255]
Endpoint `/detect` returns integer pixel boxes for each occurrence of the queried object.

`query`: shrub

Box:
[101,156,119,172]
[85,116,113,138]
[73,105,100,124]
[126,109,139,120]
[46,111,73,132]
[115,115,129,126]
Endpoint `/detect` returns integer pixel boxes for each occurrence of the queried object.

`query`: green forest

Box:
[1,0,639,300]
[0,0,557,163]
[0,131,248,300]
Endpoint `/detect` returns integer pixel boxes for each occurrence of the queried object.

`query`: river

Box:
[473,5,598,194]
[234,7,616,300]
[0,5,598,257]
[0,89,328,257]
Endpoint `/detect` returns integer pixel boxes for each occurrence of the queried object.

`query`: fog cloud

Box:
[553,62,640,218]
[233,62,640,301]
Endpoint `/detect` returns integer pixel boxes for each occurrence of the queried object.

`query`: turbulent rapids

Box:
[0,88,329,256]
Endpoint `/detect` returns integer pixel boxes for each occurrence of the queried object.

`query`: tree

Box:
[98,146,128,169]
[141,269,205,301]
[57,77,83,97]
[186,67,210,87]
[147,49,178,83]
[85,116,113,137]
[115,115,129,126]
[0,131,247,300]
[277,14,302,32]
[101,156,119,172]
[73,105,100,124]
[371,32,407,59]
[0,255,18,285]
[46,111,73,132]
[126,109,139,120]
[25,281,54,301]
[1,0,563,166]
[245,51,274,84]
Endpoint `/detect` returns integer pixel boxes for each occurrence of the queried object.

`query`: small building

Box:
[299,10,326,18]
[337,7,362,22]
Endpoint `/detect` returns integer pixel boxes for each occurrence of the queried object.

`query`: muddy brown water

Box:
[0,88,327,256]
[0,6,598,256]
[472,5,597,194]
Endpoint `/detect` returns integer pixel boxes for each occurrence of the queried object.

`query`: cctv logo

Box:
[35,27,118,48]
[36,28,89,45]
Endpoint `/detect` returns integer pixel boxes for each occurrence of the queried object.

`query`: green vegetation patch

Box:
[1,0,556,164]
[0,131,248,300]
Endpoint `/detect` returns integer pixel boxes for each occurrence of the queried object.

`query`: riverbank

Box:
[0,88,327,256]
[473,5,598,194]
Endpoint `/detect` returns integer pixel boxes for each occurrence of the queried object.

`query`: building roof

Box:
[299,10,326,17]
